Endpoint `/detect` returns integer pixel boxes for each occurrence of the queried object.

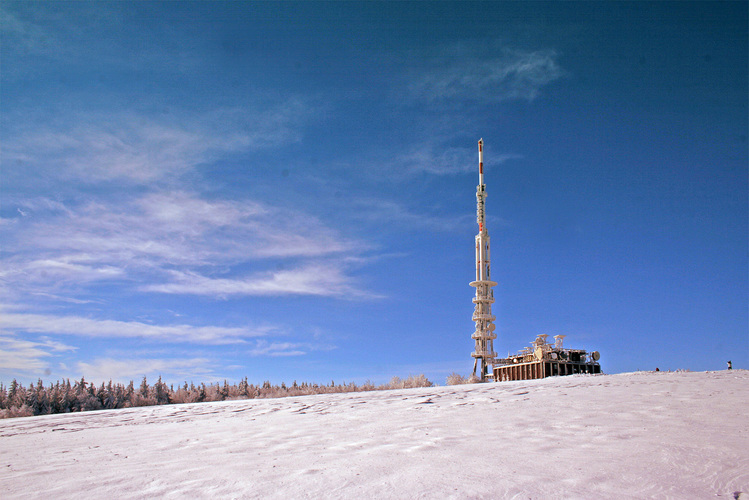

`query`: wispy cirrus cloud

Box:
[73,341,332,382]
[2,6,315,187]
[0,310,273,344]
[3,102,310,184]
[392,141,522,176]
[409,47,563,102]
[0,334,77,377]
[7,258,125,285]
[2,191,371,299]
[144,264,378,299]
[249,340,308,357]
[0,316,335,382]
[10,191,349,266]
[0,6,56,61]
[0,3,205,82]
[349,197,470,234]
[334,139,517,233]
[75,357,216,384]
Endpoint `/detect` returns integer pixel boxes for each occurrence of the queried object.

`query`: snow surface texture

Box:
[1,371,747,499]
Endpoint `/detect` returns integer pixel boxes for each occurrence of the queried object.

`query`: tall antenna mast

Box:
[470,138,497,381]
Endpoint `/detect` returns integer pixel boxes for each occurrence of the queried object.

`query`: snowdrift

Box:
[1,370,747,499]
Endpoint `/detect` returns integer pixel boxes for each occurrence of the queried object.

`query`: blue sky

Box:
[1,2,746,386]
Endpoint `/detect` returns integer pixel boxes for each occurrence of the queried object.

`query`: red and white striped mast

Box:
[470,138,498,381]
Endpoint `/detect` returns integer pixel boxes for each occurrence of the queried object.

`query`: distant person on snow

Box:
[727,361,732,370]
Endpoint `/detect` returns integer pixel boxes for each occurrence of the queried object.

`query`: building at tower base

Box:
[493,334,601,382]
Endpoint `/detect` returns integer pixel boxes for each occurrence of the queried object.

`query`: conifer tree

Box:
[155,376,170,405]
[139,376,149,399]
[125,380,134,405]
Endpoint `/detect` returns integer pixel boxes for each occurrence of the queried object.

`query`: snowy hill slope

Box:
[1,370,747,499]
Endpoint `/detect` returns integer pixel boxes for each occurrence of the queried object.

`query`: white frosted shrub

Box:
[446,373,468,385]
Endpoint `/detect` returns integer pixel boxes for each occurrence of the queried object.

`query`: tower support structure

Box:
[470,138,497,381]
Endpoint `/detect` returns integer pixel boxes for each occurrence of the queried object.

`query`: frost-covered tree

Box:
[130,376,156,407]
[7,379,19,408]
[31,379,50,415]
[103,380,116,409]
[238,377,249,396]
[125,380,134,405]
[60,379,72,413]
[139,376,149,399]
[219,380,229,401]
[154,376,170,405]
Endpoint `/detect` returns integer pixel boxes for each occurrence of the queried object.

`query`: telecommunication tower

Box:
[470,138,498,381]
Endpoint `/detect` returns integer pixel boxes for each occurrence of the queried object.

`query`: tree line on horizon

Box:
[0,373,447,419]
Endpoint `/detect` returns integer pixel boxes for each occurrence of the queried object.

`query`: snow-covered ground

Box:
[1,370,747,499]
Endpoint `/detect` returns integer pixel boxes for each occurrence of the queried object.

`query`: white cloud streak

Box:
[4,103,309,184]
[410,48,563,102]
[0,7,54,60]
[14,192,354,265]
[2,191,371,298]
[75,357,215,384]
[0,335,77,376]
[350,197,469,233]
[249,341,307,357]
[393,142,522,176]
[144,264,377,299]
[0,311,272,344]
